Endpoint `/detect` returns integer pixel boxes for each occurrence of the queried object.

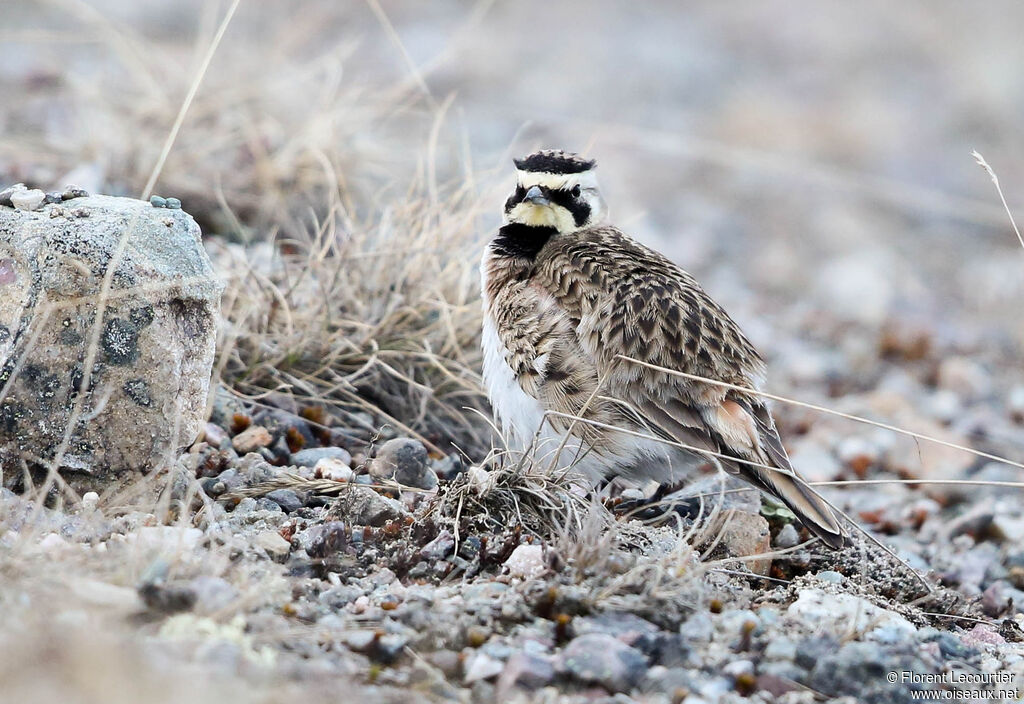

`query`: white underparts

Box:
[481,312,693,486]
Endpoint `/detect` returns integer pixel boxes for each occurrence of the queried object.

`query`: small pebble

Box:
[61,185,89,200]
[11,189,46,211]
[0,183,25,207]
[504,544,545,580]
[936,356,991,398]
[375,634,408,663]
[150,196,167,208]
[723,659,754,677]
[43,191,63,204]
[329,486,407,526]
[497,652,555,693]
[815,570,845,584]
[255,498,282,513]
[293,446,352,468]
[233,497,259,514]
[1009,386,1024,423]
[202,422,228,447]
[232,425,273,453]
[419,530,455,561]
[165,197,182,209]
[39,533,66,551]
[314,457,353,482]
[254,530,291,560]
[558,633,648,693]
[774,523,800,549]
[265,489,303,513]
[81,492,99,512]
[465,624,490,648]
[464,653,504,683]
[370,438,436,489]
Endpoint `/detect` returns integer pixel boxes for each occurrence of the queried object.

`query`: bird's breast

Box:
[480,313,547,448]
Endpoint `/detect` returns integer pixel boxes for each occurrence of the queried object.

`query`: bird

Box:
[480,149,846,549]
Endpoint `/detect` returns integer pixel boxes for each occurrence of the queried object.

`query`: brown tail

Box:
[645,395,847,548]
[755,468,847,549]
[709,452,847,549]
[740,399,847,549]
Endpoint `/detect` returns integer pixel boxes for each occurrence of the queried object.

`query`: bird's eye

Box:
[571,184,582,198]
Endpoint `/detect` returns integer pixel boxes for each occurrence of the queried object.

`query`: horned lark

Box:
[481,150,846,549]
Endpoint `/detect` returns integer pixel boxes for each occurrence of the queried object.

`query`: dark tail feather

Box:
[761,470,847,549]
[741,400,847,549]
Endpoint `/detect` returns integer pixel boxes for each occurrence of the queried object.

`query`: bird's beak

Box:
[523,185,550,206]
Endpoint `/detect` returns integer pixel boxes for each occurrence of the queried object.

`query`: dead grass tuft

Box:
[425,448,594,540]
[212,169,497,458]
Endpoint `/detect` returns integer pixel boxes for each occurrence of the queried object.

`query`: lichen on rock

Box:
[0,193,221,492]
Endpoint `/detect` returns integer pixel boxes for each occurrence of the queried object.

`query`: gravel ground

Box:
[3,371,1023,703]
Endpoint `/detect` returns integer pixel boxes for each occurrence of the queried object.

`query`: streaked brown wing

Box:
[487,277,620,444]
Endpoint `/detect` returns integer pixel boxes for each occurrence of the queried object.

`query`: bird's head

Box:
[503,150,607,234]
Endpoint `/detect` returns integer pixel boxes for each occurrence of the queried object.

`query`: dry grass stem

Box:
[141,0,243,200]
[972,150,1024,251]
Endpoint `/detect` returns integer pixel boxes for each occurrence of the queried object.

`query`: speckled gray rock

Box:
[329,486,408,526]
[265,488,304,513]
[558,632,649,693]
[369,438,437,489]
[809,641,934,703]
[496,652,554,695]
[0,194,220,490]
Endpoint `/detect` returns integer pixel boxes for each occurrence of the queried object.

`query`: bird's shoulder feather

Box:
[482,251,612,440]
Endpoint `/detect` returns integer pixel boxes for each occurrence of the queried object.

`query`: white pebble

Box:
[815,570,845,584]
[82,491,99,511]
[504,543,545,580]
[926,389,961,423]
[314,457,353,482]
[38,533,67,551]
[11,188,46,211]
[127,526,203,552]
[835,436,879,466]
[774,523,800,549]
[722,659,754,677]
[467,465,496,495]
[463,653,504,683]
[789,588,915,635]
[937,357,991,398]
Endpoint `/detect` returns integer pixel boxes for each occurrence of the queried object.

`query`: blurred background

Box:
[2,0,1023,474]
[4,1,1023,319]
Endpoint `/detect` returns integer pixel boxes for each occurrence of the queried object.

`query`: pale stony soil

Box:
[2,2,1024,703]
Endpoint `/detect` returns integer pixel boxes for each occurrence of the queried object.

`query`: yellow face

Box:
[504,169,607,234]
[507,197,577,232]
